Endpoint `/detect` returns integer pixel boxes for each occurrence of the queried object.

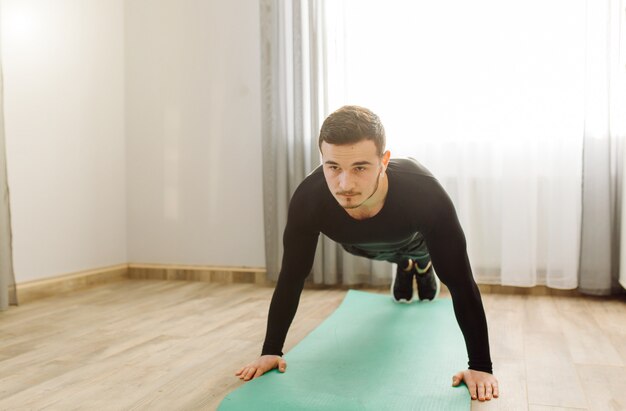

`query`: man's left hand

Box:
[452,369,499,401]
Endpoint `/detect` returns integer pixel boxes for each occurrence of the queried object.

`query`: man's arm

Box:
[236,188,320,381]
[262,227,319,356]
[421,183,493,373]
[420,182,498,400]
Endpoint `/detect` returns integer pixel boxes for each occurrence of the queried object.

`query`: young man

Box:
[235,106,499,402]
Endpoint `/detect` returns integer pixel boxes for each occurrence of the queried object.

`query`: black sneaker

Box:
[415,260,440,301]
[391,261,415,303]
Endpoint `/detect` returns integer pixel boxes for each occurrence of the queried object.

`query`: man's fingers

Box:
[485,384,493,400]
[243,367,257,381]
[477,383,486,401]
[253,368,264,379]
[235,367,245,376]
[461,372,478,400]
[468,381,477,400]
[453,369,499,401]
[278,359,287,372]
[238,367,247,378]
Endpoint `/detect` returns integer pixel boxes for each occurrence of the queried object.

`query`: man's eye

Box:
[355,167,366,172]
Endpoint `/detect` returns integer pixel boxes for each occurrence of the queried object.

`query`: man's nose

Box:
[338,172,354,190]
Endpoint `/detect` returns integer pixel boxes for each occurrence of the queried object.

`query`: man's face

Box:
[321,140,389,210]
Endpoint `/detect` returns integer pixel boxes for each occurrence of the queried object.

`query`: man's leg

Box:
[341,243,416,303]
[391,259,415,303]
[340,241,437,302]
[413,256,440,301]
[390,256,440,302]
[400,232,440,302]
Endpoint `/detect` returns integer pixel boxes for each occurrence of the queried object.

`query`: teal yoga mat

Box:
[219,290,470,411]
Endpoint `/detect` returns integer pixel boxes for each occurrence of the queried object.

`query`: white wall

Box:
[125,0,265,267]
[2,0,265,283]
[2,0,127,282]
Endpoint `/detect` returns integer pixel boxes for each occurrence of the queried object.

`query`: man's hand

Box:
[452,369,499,401]
[235,355,287,381]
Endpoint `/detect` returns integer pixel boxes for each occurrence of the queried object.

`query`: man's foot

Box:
[415,260,440,301]
[391,260,415,303]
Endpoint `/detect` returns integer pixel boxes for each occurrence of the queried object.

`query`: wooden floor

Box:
[1,279,625,411]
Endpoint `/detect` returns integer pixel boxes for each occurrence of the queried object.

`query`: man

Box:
[235,106,499,402]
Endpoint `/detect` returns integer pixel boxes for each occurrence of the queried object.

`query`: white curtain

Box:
[581,0,626,295]
[261,0,394,285]
[262,0,626,291]
[329,0,625,291]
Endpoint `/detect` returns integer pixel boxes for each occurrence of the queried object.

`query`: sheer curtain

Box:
[580,0,626,295]
[261,0,626,292]
[260,0,328,283]
[338,0,586,289]
[261,0,394,285]
[0,11,18,310]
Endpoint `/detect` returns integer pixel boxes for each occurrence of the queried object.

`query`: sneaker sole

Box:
[418,272,441,302]
[390,269,414,304]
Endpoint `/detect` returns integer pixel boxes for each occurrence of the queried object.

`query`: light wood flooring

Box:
[1,279,625,410]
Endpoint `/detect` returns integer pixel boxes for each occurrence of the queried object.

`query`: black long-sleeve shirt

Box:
[262,158,493,373]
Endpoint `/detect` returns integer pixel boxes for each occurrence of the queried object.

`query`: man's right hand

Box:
[235,355,287,381]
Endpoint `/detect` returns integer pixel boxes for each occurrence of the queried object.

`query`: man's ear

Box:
[382,150,391,168]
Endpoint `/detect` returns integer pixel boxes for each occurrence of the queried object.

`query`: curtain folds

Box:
[0,20,18,310]
[621,138,626,290]
[339,0,589,290]
[260,0,393,285]
[261,0,626,293]
[260,0,321,283]
[579,0,626,295]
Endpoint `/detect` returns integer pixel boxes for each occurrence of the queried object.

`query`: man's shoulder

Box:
[284,166,327,231]
[389,157,435,179]
[290,165,328,205]
[388,158,454,213]
[297,165,326,191]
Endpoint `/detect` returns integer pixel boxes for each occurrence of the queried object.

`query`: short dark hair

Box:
[318,105,386,156]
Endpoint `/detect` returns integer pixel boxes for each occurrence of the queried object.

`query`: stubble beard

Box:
[338,172,381,210]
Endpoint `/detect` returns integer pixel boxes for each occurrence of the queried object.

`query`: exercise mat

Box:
[219,290,469,411]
